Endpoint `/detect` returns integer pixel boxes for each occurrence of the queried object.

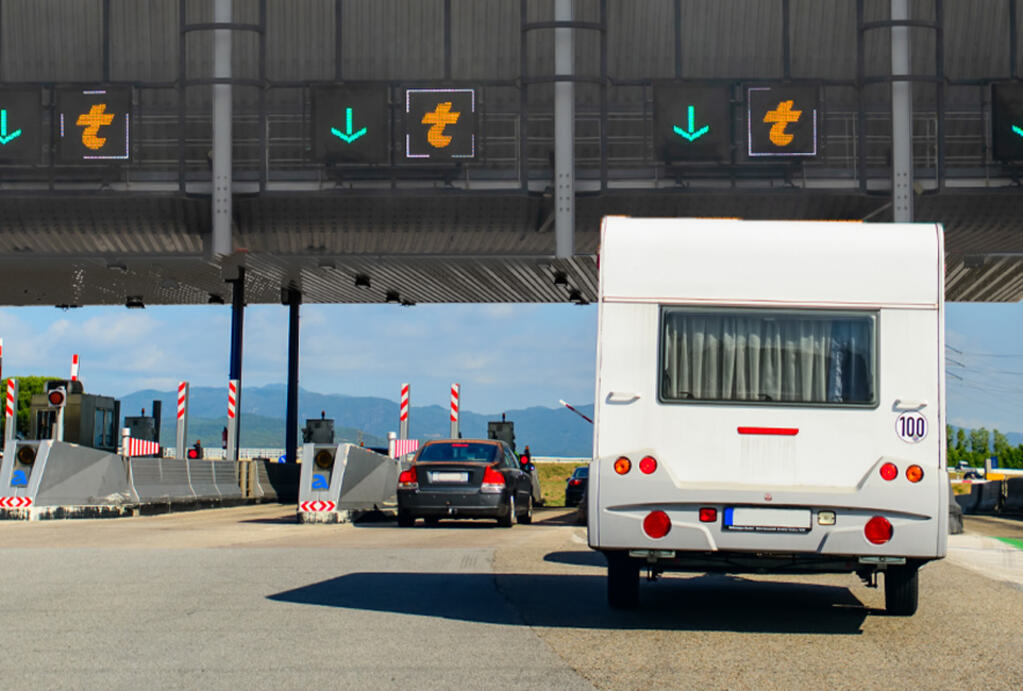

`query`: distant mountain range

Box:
[120,384,595,456]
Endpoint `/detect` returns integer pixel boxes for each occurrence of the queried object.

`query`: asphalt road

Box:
[0,506,1020,689]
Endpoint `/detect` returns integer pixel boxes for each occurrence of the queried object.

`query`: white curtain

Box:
[662,311,873,404]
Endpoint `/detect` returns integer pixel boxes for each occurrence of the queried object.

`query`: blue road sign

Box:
[10,469,28,487]
[312,473,329,490]
[277,454,287,464]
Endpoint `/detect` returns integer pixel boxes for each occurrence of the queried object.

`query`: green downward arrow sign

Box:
[331,107,368,143]
[1013,124,1023,138]
[0,109,23,145]
[673,105,710,142]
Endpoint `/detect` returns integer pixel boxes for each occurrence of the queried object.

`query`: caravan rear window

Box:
[659,308,876,406]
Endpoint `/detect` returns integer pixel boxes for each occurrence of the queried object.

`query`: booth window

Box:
[660,308,876,406]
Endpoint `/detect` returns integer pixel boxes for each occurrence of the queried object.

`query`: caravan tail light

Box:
[614,457,631,475]
[639,456,658,474]
[879,462,898,481]
[398,466,418,490]
[864,515,893,544]
[906,465,924,483]
[643,511,671,539]
[699,507,717,523]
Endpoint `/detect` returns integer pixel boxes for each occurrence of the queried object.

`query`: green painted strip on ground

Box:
[995,537,1023,550]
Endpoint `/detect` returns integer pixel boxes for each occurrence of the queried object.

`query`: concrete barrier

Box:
[948,477,963,534]
[129,458,197,511]
[954,483,981,514]
[297,443,398,523]
[250,459,300,502]
[1003,477,1023,515]
[976,480,1003,513]
[212,462,243,502]
[187,460,220,503]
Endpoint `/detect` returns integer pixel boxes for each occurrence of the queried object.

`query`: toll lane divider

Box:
[297,443,398,524]
[1004,477,1023,515]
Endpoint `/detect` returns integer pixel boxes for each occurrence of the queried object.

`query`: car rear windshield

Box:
[660,307,876,406]
[573,466,589,478]
[417,442,499,463]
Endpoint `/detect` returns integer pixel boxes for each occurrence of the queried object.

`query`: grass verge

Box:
[536,461,588,507]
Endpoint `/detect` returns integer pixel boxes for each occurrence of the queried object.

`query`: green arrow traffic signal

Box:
[672,105,710,142]
[1013,125,1023,138]
[331,107,367,143]
[0,109,23,145]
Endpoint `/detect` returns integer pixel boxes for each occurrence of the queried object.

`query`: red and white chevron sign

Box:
[299,500,336,513]
[392,439,420,458]
[399,383,410,422]
[450,383,460,423]
[70,353,80,382]
[5,379,15,419]
[0,496,33,508]
[125,437,160,457]
[177,381,187,420]
[227,380,238,420]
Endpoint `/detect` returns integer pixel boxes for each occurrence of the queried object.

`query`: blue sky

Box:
[0,300,1019,432]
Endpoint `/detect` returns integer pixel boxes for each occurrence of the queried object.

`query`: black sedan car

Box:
[564,465,589,506]
[396,439,534,527]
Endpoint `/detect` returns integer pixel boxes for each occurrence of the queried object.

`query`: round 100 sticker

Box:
[896,412,928,443]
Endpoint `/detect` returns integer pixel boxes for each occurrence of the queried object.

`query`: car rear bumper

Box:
[565,488,585,506]
[398,488,505,517]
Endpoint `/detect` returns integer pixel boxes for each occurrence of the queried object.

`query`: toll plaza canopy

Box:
[0,0,1021,306]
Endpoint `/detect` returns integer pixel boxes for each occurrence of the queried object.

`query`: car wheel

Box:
[396,509,415,528]
[884,564,919,616]
[517,494,533,524]
[424,516,440,526]
[497,496,514,527]
[607,552,640,609]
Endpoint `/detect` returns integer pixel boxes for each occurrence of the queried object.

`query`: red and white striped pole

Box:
[4,376,17,451]
[226,379,240,461]
[449,382,460,439]
[175,381,189,460]
[399,382,410,439]
[69,353,80,382]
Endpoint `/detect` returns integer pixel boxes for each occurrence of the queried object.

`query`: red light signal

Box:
[47,387,67,408]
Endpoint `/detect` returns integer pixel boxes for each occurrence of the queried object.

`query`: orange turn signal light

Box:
[906,465,924,483]
[614,457,631,475]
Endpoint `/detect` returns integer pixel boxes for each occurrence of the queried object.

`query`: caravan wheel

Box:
[884,564,919,616]
[606,552,640,609]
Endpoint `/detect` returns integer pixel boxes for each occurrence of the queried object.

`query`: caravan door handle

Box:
[893,399,927,411]
[607,391,641,404]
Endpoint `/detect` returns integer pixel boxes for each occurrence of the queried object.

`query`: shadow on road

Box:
[269,568,871,634]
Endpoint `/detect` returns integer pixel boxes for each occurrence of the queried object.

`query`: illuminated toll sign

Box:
[58,88,131,162]
[404,88,477,160]
[653,84,731,162]
[0,89,41,164]
[992,83,1023,162]
[313,86,389,164]
[747,85,818,157]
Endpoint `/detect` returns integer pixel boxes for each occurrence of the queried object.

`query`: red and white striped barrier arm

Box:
[125,437,161,457]
[450,383,460,423]
[392,439,420,458]
[70,353,80,382]
[177,382,187,420]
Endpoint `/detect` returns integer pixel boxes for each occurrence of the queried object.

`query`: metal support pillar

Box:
[554,0,575,258]
[212,0,233,256]
[285,288,301,464]
[176,381,189,459]
[891,0,913,222]
[226,268,245,461]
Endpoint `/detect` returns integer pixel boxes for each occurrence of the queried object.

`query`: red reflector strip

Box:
[737,426,799,436]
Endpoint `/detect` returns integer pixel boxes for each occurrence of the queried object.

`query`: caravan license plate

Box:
[723,507,811,533]
[430,471,469,483]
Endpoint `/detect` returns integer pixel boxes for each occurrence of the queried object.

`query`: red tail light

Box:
[398,466,418,490]
[569,478,582,486]
[481,465,506,494]
[879,462,898,481]
[643,511,671,539]
[699,507,717,523]
[639,456,657,474]
[864,515,893,544]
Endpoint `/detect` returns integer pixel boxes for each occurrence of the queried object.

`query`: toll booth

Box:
[487,415,515,452]
[123,400,162,457]
[303,414,335,444]
[29,380,120,453]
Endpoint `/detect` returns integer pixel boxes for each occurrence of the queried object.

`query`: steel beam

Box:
[212,0,233,256]
[554,0,574,258]
[226,267,244,461]
[891,0,913,222]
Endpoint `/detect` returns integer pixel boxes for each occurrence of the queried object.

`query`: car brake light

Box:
[906,465,924,483]
[569,478,582,486]
[643,511,671,539]
[864,515,893,544]
[398,466,418,490]
[699,507,717,523]
[639,456,657,474]
[614,457,631,475]
[481,466,505,494]
[879,462,898,481]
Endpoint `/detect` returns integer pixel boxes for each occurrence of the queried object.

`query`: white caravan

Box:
[589,218,946,615]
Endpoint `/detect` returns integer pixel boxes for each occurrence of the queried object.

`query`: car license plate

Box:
[723,507,811,533]
[430,471,469,483]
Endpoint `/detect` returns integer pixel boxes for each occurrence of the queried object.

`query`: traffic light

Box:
[46,386,67,408]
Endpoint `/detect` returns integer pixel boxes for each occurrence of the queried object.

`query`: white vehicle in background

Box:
[589,217,947,615]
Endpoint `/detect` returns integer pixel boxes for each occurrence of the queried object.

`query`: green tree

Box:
[968,427,990,465]
[955,428,967,456]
